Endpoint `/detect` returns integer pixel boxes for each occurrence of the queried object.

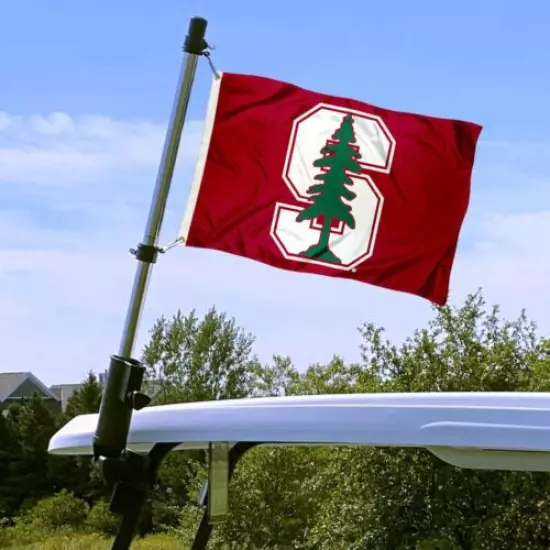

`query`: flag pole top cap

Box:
[184,16,208,55]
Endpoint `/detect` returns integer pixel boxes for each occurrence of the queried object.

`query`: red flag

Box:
[179,73,482,305]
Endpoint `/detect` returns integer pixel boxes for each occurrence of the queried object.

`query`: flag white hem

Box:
[178,73,223,243]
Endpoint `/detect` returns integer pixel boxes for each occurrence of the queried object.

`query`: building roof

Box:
[48,392,550,473]
[0,372,59,402]
[50,383,82,397]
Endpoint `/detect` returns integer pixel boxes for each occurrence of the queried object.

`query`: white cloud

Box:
[0,111,549,385]
[0,111,202,187]
[452,210,550,322]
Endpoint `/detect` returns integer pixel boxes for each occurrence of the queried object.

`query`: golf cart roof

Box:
[48,392,550,472]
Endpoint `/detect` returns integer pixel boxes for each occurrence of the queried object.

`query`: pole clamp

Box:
[129,243,161,264]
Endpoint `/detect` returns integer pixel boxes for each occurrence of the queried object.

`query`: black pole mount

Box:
[93,355,150,460]
[93,355,155,550]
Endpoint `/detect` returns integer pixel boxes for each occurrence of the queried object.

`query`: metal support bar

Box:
[207,442,230,523]
[191,443,260,550]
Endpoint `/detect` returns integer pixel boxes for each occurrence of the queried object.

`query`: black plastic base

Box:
[93,355,151,460]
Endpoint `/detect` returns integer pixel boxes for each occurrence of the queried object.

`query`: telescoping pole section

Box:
[89,16,209,550]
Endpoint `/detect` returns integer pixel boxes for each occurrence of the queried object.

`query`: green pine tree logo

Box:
[296,113,361,264]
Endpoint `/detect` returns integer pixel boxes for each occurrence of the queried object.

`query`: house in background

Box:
[0,372,62,415]
[49,383,83,413]
[0,370,163,416]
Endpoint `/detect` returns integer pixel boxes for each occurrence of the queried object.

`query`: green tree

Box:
[140,308,261,532]
[59,372,105,503]
[218,446,334,549]
[142,307,258,404]
[249,355,300,397]
[0,412,20,517]
[297,113,361,264]
[308,291,550,550]
[64,372,102,420]
[292,355,369,396]
[6,396,60,511]
[15,395,58,455]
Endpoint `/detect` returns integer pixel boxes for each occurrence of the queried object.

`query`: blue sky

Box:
[1,0,549,385]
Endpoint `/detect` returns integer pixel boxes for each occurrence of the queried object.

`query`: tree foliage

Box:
[64,372,102,420]
[142,307,258,404]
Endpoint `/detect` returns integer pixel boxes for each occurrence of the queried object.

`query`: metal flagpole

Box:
[93,15,208,461]
[88,16,210,550]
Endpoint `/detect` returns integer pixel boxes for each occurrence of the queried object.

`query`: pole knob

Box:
[184,16,208,55]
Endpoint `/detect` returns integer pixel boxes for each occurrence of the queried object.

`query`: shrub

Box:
[22,490,89,531]
[85,500,118,536]
[176,505,210,546]
[151,501,182,533]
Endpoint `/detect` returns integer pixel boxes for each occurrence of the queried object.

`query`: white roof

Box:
[48,392,550,472]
